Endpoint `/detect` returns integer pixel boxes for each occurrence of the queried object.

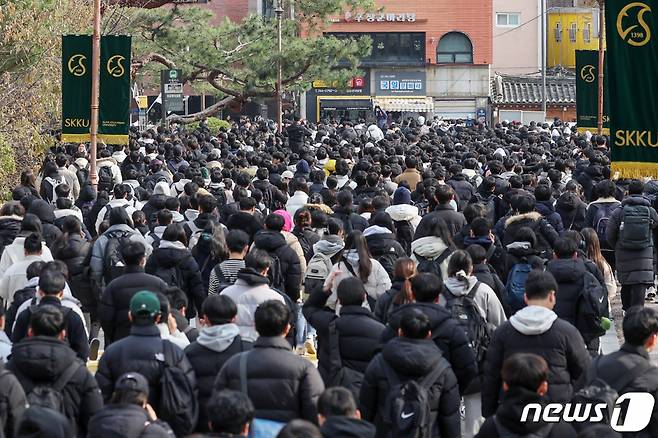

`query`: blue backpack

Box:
[505,262,532,314]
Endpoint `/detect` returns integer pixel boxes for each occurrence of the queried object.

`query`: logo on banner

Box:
[580,65,596,83]
[67,54,87,76]
[617,2,652,46]
[106,55,126,77]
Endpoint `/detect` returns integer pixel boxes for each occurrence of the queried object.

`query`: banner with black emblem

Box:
[607,1,658,177]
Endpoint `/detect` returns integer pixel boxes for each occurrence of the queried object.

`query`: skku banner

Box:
[61,35,131,144]
[575,50,609,135]
[606,1,658,178]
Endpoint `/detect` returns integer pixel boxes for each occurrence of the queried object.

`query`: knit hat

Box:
[393,187,412,205]
[273,209,293,232]
[296,159,310,174]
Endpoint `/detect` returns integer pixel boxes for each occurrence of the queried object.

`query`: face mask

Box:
[449,200,458,211]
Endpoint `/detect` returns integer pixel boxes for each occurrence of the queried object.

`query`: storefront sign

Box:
[375,71,425,96]
[344,11,416,22]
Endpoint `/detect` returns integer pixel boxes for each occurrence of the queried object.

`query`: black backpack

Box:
[102,229,133,284]
[266,252,285,292]
[593,203,619,244]
[158,340,198,436]
[619,204,653,250]
[380,356,449,438]
[15,360,83,415]
[72,162,89,186]
[328,320,364,400]
[575,271,607,343]
[572,356,652,425]
[443,282,492,365]
[414,248,452,280]
[154,264,183,289]
[393,220,414,255]
[97,166,114,193]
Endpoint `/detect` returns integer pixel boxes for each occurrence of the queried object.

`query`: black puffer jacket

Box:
[141,194,168,231]
[574,342,658,438]
[547,258,593,327]
[0,364,27,438]
[0,215,21,257]
[184,325,252,433]
[373,280,404,325]
[365,228,406,279]
[98,266,169,345]
[555,191,587,231]
[8,335,103,437]
[226,211,262,242]
[331,206,368,233]
[475,387,577,438]
[359,337,461,438]
[51,234,93,313]
[320,416,376,438]
[473,263,505,304]
[145,240,206,318]
[482,306,590,417]
[448,174,476,210]
[502,212,558,259]
[303,288,385,383]
[87,403,173,438]
[252,230,302,301]
[415,205,467,237]
[606,195,658,285]
[382,302,478,394]
[27,199,62,248]
[96,324,197,408]
[213,336,325,424]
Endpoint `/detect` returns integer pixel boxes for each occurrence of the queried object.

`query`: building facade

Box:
[547,7,600,68]
[492,0,541,75]
[304,0,493,123]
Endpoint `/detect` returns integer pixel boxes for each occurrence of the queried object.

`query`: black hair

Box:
[326,218,344,236]
[463,203,487,224]
[595,179,616,198]
[38,268,66,295]
[23,232,42,255]
[30,305,66,336]
[121,241,146,266]
[110,389,148,406]
[163,286,188,311]
[226,229,250,253]
[470,217,491,237]
[501,353,549,392]
[202,295,237,325]
[317,387,358,418]
[254,300,289,337]
[554,237,578,259]
[623,306,658,346]
[466,244,487,264]
[343,231,372,282]
[206,390,255,434]
[239,197,257,211]
[157,209,173,226]
[336,190,353,207]
[276,420,322,438]
[400,308,432,339]
[410,273,442,303]
[534,184,552,202]
[21,213,43,235]
[26,260,46,280]
[447,249,473,278]
[336,277,366,306]
[435,185,454,204]
[109,206,132,227]
[264,213,285,232]
[525,271,558,300]
[198,195,217,214]
[162,223,188,246]
[244,248,272,272]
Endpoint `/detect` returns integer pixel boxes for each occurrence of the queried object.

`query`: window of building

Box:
[569,23,577,42]
[583,23,591,43]
[436,32,473,64]
[262,0,274,17]
[496,13,520,27]
[555,22,562,42]
[326,32,426,66]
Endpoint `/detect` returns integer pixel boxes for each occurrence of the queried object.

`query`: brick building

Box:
[303,0,493,123]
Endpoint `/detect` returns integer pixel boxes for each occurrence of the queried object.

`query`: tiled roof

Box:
[492,73,576,105]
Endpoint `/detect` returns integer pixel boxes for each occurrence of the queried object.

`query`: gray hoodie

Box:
[509,305,558,335]
[442,275,507,328]
[196,323,240,353]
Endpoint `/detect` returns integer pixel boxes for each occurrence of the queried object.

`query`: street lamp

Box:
[275,0,284,134]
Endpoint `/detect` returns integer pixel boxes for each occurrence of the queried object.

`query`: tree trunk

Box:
[166,95,235,124]
[107,0,174,8]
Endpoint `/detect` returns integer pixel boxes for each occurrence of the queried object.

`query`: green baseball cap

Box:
[130,291,161,318]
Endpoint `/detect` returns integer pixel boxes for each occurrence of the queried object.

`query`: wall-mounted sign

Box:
[375,71,425,96]
[313,76,366,89]
[344,11,416,23]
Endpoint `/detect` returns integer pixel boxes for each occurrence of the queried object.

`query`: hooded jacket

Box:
[535,200,565,235]
[373,280,404,325]
[416,205,467,237]
[410,236,452,280]
[220,268,286,342]
[97,157,123,188]
[482,305,590,417]
[252,230,302,301]
[27,199,62,247]
[385,204,422,230]
[185,324,253,432]
[324,251,391,310]
[447,173,476,210]
[605,195,658,285]
[320,416,376,438]
[440,276,507,328]
[381,302,478,394]
[145,240,205,318]
[87,403,173,438]
[364,225,406,279]
[0,214,22,256]
[503,211,559,258]
[90,224,151,286]
[475,387,577,438]
[98,265,168,345]
[359,337,461,438]
[331,206,368,233]
[555,191,587,231]
[8,335,103,437]
[93,198,138,234]
[286,190,309,216]
[546,258,593,327]
[302,288,385,384]
[214,336,325,424]
[51,233,92,306]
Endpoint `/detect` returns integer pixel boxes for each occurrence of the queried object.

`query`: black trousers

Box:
[620,283,649,310]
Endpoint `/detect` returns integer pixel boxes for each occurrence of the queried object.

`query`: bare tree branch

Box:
[167,95,235,123]
[131,52,176,75]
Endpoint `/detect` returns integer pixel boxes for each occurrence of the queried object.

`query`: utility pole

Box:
[597,0,605,136]
[89,0,101,188]
[541,0,547,118]
[275,0,284,134]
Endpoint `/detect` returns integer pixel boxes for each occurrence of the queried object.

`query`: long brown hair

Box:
[582,228,607,276]
[343,230,372,282]
[393,258,417,305]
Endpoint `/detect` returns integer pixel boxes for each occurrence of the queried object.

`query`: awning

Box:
[373,96,434,113]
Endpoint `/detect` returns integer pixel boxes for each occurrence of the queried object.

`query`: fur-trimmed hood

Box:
[505,211,542,228]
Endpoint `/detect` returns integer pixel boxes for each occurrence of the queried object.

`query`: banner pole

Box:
[89,0,101,188]
[597,0,605,136]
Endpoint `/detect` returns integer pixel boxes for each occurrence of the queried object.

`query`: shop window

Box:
[583,23,591,43]
[326,32,426,66]
[436,32,473,64]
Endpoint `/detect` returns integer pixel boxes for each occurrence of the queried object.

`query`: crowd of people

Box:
[0,113,657,437]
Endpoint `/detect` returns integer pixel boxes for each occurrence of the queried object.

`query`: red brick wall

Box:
[178,0,251,24]
[326,0,492,65]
